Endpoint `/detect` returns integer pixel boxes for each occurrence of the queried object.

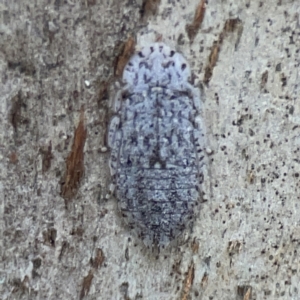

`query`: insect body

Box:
[108,43,205,247]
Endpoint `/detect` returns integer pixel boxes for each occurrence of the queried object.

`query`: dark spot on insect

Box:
[150,46,154,52]
[138,52,145,58]
[170,50,175,57]
[144,74,152,83]
[164,61,174,68]
[126,157,132,166]
[181,63,187,70]
[139,62,148,68]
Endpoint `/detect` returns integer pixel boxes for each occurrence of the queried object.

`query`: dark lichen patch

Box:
[185,0,206,43]
[140,0,161,19]
[61,107,87,203]
[42,228,57,247]
[181,262,195,300]
[203,41,220,84]
[41,142,53,173]
[79,270,94,300]
[114,37,136,77]
[280,73,287,87]
[90,248,105,269]
[237,285,252,300]
[204,18,243,84]
[7,60,36,76]
[120,282,129,299]
[260,70,269,93]
[9,91,29,134]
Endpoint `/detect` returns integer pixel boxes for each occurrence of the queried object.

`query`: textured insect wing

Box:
[109,43,204,247]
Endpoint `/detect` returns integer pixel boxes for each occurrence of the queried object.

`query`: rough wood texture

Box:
[1,0,300,299]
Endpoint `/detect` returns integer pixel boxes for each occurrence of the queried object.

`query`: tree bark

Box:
[1,0,300,299]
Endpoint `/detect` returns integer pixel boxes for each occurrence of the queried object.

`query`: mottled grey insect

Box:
[108,43,205,247]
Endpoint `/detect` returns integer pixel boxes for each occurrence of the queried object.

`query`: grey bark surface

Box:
[1,0,300,299]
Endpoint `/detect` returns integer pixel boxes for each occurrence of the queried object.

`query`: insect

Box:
[108,43,205,247]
